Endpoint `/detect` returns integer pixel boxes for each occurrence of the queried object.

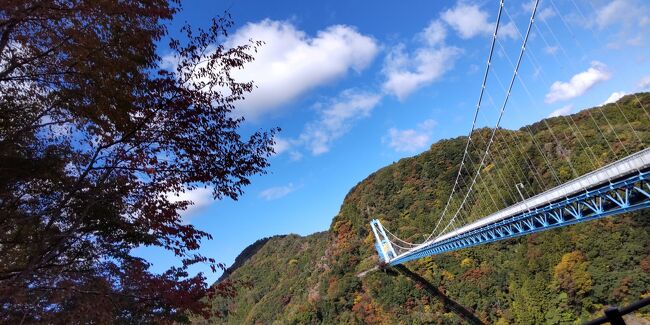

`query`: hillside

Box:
[204,94,650,324]
[216,235,286,283]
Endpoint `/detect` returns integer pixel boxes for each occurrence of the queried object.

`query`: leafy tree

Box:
[552,251,593,301]
[0,1,275,323]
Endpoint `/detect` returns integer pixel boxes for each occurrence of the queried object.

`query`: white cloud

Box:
[272,136,291,155]
[601,91,626,105]
[382,43,460,100]
[641,16,650,26]
[440,3,518,40]
[595,0,633,28]
[270,138,302,160]
[592,0,650,48]
[260,183,296,200]
[299,90,382,155]
[521,1,536,14]
[385,119,437,153]
[538,7,557,21]
[270,90,382,157]
[167,187,213,220]
[383,18,461,100]
[289,151,303,161]
[532,66,542,80]
[523,2,556,21]
[468,64,480,74]
[626,35,644,46]
[223,20,379,119]
[420,20,447,46]
[545,61,611,103]
[441,3,492,39]
[593,0,650,29]
[544,45,559,55]
[638,75,650,90]
[522,2,555,25]
[548,104,573,118]
[500,22,519,39]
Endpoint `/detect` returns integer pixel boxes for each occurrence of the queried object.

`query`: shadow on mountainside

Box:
[392,265,485,325]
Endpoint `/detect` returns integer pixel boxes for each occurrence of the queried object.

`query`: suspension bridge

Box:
[369,0,650,266]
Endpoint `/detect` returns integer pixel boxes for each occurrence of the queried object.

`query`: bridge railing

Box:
[583,296,650,325]
[433,147,650,245]
[388,168,650,265]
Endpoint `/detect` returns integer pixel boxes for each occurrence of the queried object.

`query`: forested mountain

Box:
[202,94,650,324]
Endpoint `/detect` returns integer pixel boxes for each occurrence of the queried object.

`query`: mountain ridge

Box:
[205,93,650,324]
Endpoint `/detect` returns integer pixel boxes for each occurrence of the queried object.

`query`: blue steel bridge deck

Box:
[385,147,650,265]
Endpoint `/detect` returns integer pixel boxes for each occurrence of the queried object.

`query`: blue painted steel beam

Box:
[388,170,650,266]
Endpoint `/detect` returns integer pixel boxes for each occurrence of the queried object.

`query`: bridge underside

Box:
[388,169,650,266]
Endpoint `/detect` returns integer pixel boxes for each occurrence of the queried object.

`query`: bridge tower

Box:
[370,219,397,263]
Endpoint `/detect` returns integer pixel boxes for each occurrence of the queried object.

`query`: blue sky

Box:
[137,0,650,283]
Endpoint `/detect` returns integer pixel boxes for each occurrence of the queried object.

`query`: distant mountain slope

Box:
[216,235,286,283]
[207,232,330,324]
[205,93,650,324]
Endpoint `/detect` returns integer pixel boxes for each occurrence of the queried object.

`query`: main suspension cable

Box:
[425,0,506,242]
[437,0,540,238]
[381,0,508,248]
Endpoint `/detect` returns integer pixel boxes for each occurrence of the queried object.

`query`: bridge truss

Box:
[380,166,649,265]
[369,0,650,266]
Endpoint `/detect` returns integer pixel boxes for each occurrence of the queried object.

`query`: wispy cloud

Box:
[419,20,447,46]
[382,18,461,100]
[384,119,437,153]
[594,0,633,28]
[591,0,650,48]
[289,151,303,161]
[522,2,556,21]
[441,3,491,39]
[441,3,518,39]
[538,7,557,21]
[381,1,527,100]
[272,136,291,155]
[544,46,559,55]
[260,183,296,200]
[299,90,382,155]
[601,91,626,105]
[638,75,650,90]
[499,22,519,39]
[545,61,611,103]
[273,90,382,157]
[167,187,213,221]
[382,44,460,100]
[548,104,573,118]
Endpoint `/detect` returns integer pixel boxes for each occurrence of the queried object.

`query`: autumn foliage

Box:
[552,251,593,301]
[0,1,275,323]
[209,94,650,324]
